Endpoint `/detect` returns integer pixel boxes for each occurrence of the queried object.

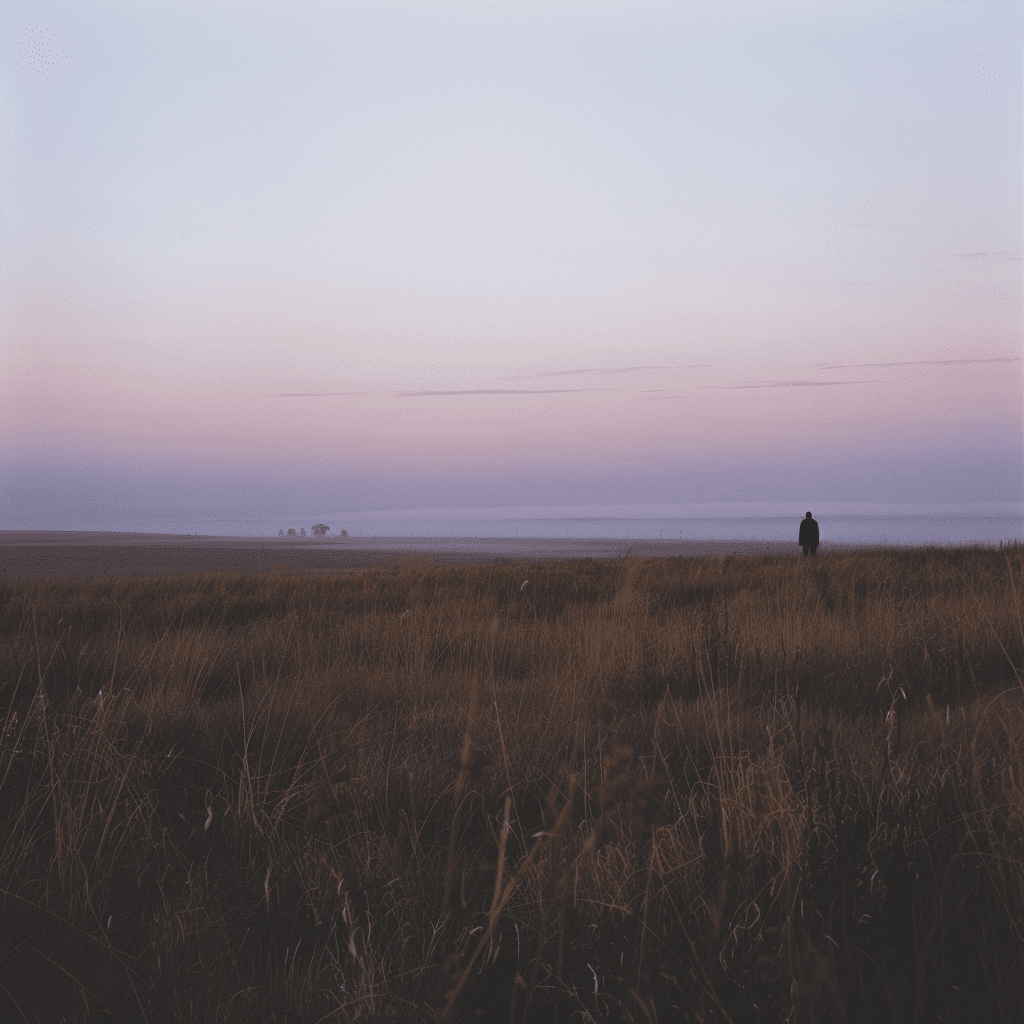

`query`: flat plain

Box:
[1,531,834,579]
[1,539,1023,1022]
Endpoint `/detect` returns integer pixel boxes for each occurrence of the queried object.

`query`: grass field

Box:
[2,544,1023,1022]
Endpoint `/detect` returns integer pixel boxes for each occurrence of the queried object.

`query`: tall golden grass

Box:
[1,543,1023,1021]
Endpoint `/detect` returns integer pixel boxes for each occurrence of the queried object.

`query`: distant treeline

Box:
[276,524,346,538]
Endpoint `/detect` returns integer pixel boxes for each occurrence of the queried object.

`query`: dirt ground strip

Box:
[0,531,852,579]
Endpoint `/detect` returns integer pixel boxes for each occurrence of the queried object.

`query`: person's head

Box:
[806,511,812,518]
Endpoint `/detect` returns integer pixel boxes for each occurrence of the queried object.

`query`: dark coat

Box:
[799,517,819,547]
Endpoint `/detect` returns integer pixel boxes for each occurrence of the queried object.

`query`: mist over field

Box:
[4,502,1022,549]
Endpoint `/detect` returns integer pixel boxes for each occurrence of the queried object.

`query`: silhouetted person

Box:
[799,512,819,556]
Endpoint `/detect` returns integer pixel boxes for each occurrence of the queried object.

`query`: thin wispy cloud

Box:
[643,393,689,400]
[268,388,610,398]
[951,251,1022,261]
[396,388,605,397]
[703,380,881,390]
[499,365,709,380]
[815,357,1021,370]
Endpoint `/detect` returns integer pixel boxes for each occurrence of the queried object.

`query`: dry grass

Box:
[1,543,1023,1022]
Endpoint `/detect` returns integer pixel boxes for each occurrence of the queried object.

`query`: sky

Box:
[1,0,1021,529]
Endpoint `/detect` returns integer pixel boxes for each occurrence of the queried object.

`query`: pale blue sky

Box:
[2,0,1021,527]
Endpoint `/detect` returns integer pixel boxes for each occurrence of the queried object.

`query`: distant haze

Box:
[2,0,1021,531]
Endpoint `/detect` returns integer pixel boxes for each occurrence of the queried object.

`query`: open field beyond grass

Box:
[2,545,1024,1022]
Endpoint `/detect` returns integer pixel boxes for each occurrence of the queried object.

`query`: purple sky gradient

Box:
[1,0,1020,528]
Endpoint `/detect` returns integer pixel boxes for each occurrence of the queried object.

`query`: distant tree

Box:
[287,528,297,538]
[278,529,284,538]
[341,529,348,537]
[311,523,329,539]
[300,528,306,538]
